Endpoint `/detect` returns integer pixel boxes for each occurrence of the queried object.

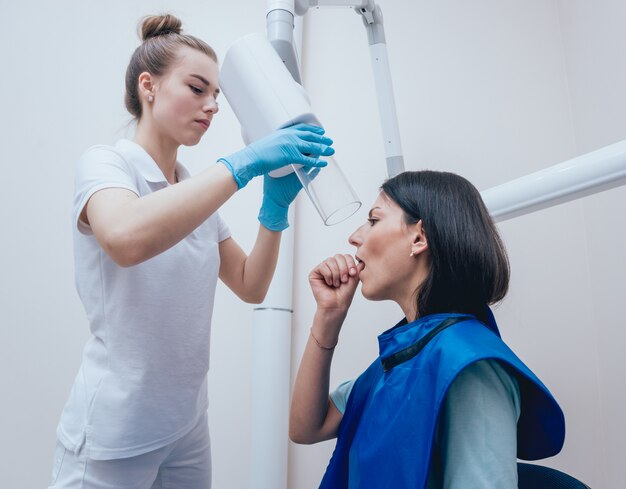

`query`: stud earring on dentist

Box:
[148,94,154,102]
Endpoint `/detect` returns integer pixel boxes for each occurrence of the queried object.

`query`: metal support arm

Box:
[482,139,626,222]
[267,0,405,176]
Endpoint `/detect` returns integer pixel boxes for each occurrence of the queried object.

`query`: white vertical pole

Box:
[248,4,300,489]
[248,216,295,489]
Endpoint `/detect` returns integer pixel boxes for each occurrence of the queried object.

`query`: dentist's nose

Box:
[204,96,219,114]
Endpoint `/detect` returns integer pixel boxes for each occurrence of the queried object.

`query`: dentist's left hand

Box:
[257,168,319,231]
[218,123,334,189]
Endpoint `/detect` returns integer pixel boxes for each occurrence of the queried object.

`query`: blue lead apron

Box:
[319,312,565,489]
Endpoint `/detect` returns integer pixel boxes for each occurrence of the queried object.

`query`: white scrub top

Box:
[57,139,231,460]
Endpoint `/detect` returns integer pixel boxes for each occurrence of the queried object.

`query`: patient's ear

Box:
[409,220,428,257]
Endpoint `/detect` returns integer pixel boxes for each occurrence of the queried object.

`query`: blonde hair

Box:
[124,14,218,119]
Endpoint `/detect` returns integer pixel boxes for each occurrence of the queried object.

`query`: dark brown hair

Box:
[124,14,218,119]
[381,170,510,323]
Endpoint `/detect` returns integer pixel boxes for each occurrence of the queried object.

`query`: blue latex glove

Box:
[258,167,321,231]
[218,123,334,189]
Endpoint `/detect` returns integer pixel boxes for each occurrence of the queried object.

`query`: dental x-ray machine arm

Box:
[267,0,405,176]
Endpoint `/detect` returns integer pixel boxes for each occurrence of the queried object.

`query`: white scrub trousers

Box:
[47,412,212,489]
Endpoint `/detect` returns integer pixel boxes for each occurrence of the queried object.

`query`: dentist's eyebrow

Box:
[190,74,220,94]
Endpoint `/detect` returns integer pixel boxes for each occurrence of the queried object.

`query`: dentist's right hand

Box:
[218,123,334,189]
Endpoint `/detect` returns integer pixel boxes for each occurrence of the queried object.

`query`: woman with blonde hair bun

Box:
[47,13,333,489]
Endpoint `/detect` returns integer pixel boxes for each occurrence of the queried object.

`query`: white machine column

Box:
[249,209,295,489]
[248,5,299,489]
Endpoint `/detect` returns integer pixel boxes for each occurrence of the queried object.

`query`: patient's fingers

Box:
[333,254,353,283]
[324,257,342,287]
[344,255,359,277]
[318,255,360,288]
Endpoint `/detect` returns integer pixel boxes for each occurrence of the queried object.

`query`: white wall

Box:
[557,2,626,487]
[1,1,624,488]
[290,1,624,488]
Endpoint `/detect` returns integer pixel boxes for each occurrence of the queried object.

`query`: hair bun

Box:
[140,14,182,41]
